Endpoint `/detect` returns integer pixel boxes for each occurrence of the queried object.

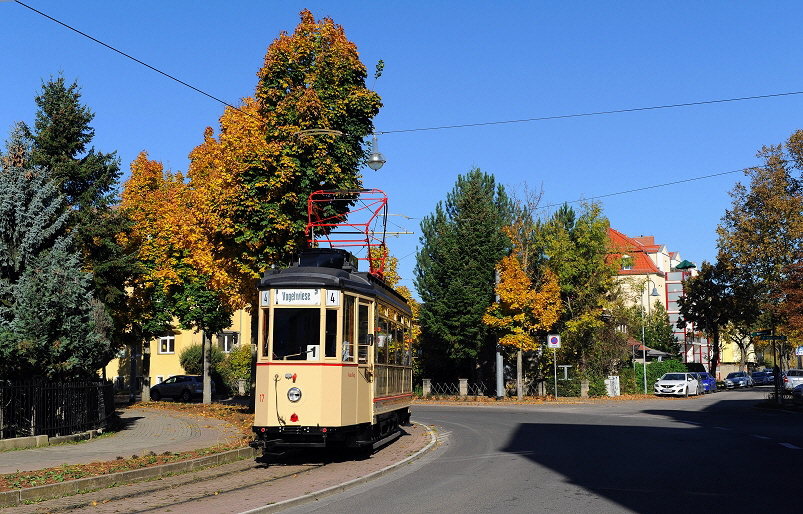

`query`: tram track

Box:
[13,423,432,513]
[10,451,324,513]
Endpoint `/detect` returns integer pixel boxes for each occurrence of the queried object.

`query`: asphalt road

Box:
[281,386,801,514]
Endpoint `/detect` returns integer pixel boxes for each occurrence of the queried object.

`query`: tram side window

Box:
[342,296,355,362]
[376,316,389,364]
[325,309,337,358]
[272,308,320,360]
[262,310,270,357]
[404,326,413,366]
[358,303,370,364]
[392,322,402,365]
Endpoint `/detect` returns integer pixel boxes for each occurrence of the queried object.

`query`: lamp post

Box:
[641,278,660,393]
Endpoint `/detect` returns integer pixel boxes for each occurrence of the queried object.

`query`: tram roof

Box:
[258,249,410,315]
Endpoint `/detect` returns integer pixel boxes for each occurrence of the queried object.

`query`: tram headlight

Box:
[287,387,302,402]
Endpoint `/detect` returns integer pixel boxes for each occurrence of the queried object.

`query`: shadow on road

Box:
[500,394,796,513]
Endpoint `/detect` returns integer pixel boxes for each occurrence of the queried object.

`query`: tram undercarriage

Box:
[250,407,410,453]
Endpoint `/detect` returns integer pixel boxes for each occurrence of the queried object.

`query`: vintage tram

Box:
[249,247,413,452]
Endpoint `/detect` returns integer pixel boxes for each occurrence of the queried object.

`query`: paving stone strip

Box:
[0,419,434,512]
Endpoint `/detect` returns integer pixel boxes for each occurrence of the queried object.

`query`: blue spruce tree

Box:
[0,124,108,380]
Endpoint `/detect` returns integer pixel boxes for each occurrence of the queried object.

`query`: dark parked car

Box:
[751,371,770,385]
[696,372,717,393]
[150,375,215,402]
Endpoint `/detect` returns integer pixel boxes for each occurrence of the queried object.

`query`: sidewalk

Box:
[0,405,244,475]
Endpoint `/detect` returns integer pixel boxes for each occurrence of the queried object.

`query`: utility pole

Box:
[495,269,504,400]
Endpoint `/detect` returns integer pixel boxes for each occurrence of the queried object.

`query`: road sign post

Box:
[548,335,561,399]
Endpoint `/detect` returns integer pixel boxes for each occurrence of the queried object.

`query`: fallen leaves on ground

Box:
[0,400,254,492]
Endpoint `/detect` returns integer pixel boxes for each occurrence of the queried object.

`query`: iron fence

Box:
[428,381,461,396]
[421,379,554,398]
[425,380,494,397]
[0,380,115,439]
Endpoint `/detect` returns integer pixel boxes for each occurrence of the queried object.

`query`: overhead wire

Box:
[12,0,259,121]
[537,169,744,210]
[379,91,803,134]
[8,0,791,213]
[14,0,803,140]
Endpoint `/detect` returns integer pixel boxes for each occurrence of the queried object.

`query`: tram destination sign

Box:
[274,288,321,306]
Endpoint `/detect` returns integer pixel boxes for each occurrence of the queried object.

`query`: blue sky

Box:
[2,1,802,297]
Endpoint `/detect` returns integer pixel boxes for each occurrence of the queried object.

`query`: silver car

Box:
[654,372,701,397]
[723,371,753,389]
[783,369,803,391]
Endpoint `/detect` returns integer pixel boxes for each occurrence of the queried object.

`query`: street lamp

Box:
[366,133,386,171]
[641,278,660,393]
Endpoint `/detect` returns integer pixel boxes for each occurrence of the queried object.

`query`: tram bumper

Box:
[251,426,329,450]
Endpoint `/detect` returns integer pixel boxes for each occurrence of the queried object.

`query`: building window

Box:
[158,335,175,354]
[218,332,239,353]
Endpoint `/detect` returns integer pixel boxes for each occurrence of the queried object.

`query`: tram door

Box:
[356,300,374,423]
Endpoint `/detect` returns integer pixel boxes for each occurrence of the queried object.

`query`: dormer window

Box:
[621,255,633,271]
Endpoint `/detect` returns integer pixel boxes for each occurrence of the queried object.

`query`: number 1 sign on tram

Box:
[547,334,561,349]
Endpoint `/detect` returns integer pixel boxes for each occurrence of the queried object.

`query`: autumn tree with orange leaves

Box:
[483,217,562,398]
[120,11,383,401]
[184,9,382,319]
[483,252,561,352]
[120,152,234,402]
[122,9,382,350]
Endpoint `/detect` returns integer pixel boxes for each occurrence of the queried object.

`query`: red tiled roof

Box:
[633,236,661,253]
[628,340,649,352]
[608,228,663,276]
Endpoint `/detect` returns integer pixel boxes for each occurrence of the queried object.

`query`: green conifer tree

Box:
[23,74,134,353]
[414,168,512,382]
[0,124,106,380]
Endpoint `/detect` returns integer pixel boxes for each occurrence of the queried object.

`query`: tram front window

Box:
[272,308,320,360]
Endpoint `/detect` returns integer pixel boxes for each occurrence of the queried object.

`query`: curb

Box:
[0,446,257,508]
[0,429,104,452]
[240,421,438,514]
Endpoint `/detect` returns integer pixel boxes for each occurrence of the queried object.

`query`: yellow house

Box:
[104,309,254,391]
[608,228,716,371]
[718,339,756,375]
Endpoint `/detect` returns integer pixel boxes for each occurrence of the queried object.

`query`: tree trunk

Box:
[710,327,720,379]
[129,342,138,404]
[516,349,523,400]
[141,341,151,402]
[202,332,212,405]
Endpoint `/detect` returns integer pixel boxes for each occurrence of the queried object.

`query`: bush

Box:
[588,377,608,397]
[218,344,253,395]
[545,378,581,397]
[619,367,639,394]
[635,359,688,392]
[179,343,225,375]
